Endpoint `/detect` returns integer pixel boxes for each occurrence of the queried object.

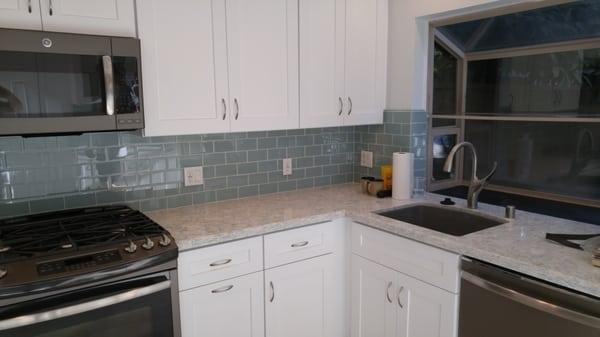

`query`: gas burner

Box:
[0,205,171,264]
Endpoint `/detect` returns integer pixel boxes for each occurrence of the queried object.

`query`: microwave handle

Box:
[0,280,171,331]
[102,55,115,116]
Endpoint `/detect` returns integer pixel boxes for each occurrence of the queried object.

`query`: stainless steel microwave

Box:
[0,29,143,136]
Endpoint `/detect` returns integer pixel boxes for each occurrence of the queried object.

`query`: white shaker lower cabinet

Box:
[351,254,398,337]
[180,272,265,337]
[351,255,457,337]
[265,254,345,337]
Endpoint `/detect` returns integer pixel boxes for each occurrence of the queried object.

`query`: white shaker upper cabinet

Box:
[137,0,230,136]
[226,0,299,132]
[0,0,42,30]
[299,0,346,128]
[344,0,387,126]
[39,0,135,36]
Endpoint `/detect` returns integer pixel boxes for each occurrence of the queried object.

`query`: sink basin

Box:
[376,204,507,236]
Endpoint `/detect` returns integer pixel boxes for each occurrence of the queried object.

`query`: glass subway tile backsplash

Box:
[0,111,424,218]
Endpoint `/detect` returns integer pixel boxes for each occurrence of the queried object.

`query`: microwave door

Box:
[0,30,117,136]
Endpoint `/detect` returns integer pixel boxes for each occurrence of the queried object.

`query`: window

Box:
[428,1,600,206]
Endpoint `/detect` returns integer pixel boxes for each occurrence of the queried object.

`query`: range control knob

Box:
[159,234,172,247]
[142,237,155,250]
[0,266,7,279]
[124,240,137,254]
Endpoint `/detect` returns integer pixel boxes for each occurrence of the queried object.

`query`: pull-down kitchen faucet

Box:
[443,142,497,209]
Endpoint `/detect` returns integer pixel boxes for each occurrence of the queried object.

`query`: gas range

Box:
[0,205,178,298]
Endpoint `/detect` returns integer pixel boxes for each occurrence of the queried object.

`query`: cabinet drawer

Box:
[178,237,263,291]
[351,222,460,293]
[264,220,339,268]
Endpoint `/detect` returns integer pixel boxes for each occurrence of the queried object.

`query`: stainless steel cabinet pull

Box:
[102,56,115,116]
[338,97,343,116]
[386,282,393,303]
[269,281,275,303]
[221,98,227,120]
[48,0,53,15]
[397,286,404,308]
[347,97,353,115]
[211,285,234,294]
[234,98,239,120]
[291,241,309,248]
[28,0,32,13]
[209,258,232,267]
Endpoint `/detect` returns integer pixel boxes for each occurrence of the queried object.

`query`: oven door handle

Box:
[0,280,171,331]
[102,55,115,116]
[462,271,600,329]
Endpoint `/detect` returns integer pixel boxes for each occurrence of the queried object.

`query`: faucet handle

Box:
[481,161,498,182]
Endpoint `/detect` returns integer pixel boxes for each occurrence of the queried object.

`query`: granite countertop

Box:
[146,183,600,298]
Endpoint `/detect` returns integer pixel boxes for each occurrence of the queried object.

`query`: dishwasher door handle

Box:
[462,271,600,329]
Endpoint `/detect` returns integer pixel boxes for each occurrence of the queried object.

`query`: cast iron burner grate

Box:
[0,206,165,264]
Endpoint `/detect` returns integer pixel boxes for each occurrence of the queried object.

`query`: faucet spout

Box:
[442,142,497,209]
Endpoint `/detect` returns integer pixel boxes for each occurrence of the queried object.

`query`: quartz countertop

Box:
[146,183,600,298]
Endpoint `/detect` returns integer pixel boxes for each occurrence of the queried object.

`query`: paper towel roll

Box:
[392,152,414,200]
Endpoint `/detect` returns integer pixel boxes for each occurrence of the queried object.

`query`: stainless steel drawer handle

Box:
[291,241,309,248]
[221,98,227,120]
[269,281,275,303]
[234,98,239,120]
[397,286,404,308]
[386,282,393,303]
[347,97,353,115]
[48,0,53,15]
[211,285,234,294]
[338,97,343,116]
[209,258,232,267]
[28,0,32,13]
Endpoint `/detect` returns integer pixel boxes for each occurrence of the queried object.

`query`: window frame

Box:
[426,9,600,207]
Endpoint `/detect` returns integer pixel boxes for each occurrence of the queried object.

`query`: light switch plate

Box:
[361,151,373,168]
[184,166,204,186]
[283,158,292,176]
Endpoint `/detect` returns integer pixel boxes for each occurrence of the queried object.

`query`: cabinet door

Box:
[0,0,42,30]
[344,0,387,125]
[180,272,265,337]
[299,0,345,128]
[137,0,230,136]
[226,0,299,132]
[40,0,135,37]
[265,254,343,337]
[397,273,458,337]
[351,255,397,337]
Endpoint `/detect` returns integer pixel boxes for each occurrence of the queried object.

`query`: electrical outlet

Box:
[361,151,373,168]
[184,166,204,186]
[283,158,292,176]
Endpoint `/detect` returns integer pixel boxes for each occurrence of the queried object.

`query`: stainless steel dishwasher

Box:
[459,257,600,337]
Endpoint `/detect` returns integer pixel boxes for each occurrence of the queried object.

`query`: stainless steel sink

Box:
[376,203,507,236]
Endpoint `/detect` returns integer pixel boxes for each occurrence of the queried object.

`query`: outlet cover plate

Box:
[361,151,373,168]
[184,166,204,186]
[283,158,292,176]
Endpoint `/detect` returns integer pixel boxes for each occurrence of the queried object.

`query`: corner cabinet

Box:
[299,0,387,128]
[138,0,299,136]
[350,222,459,337]
[0,0,135,37]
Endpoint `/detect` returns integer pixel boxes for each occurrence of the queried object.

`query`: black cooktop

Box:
[0,205,169,264]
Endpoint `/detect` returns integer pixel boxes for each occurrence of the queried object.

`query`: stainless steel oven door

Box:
[0,273,175,337]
